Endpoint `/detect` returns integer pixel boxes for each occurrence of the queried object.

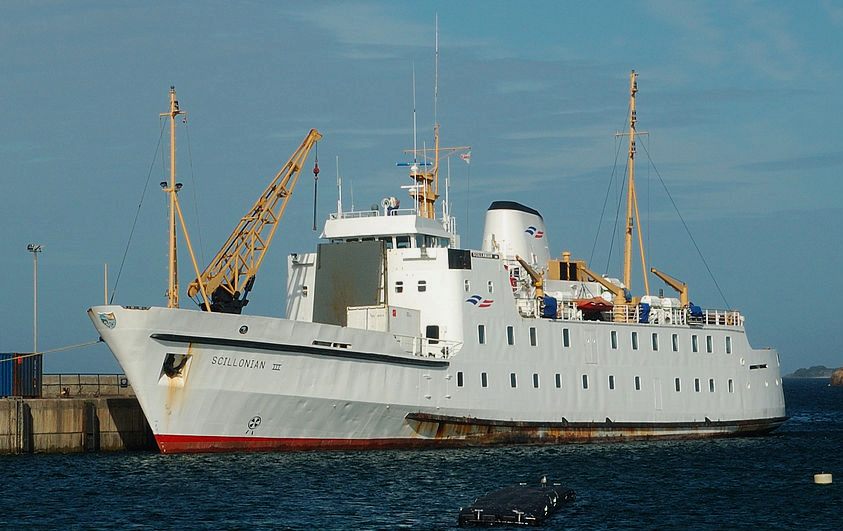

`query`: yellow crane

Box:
[187,128,323,313]
[650,267,689,306]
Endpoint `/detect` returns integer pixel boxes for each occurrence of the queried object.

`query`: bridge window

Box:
[396,235,411,249]
[610,330,618,350]
[477,325,486,345]
[506,326,515,345]
[529,327,537,347]
[726,336,732,354]
[481,372,488,388]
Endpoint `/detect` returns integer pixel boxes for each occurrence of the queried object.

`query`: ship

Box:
[88,71,786,453]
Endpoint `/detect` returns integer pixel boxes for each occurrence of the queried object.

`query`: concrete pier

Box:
[0,397,155,454]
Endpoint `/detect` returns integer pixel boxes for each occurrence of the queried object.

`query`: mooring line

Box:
[0,339,102,363]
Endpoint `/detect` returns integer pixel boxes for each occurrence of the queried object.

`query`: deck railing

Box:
[393,334,463,360]
[516,297,743,328]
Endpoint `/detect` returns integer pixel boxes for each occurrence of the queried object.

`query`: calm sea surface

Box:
[1,378,840,530]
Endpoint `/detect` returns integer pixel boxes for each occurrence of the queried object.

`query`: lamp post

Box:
[26,244,42,354]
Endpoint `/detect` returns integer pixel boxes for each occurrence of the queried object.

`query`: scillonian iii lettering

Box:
[211,355,266,370]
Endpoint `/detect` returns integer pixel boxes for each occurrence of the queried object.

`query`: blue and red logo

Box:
[466,295,494,308]
[524,226,544,239]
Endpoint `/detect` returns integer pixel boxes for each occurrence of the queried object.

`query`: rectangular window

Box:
[692,335,699,353]
[533,373,540,388]
[506,326,515,346]
[417,280,427,292]
[481,372,488,388]
[478,325,486,345]
[555,373,561,388]
[457,371,464,387]
[694,378,701,393]
[608,375,615,390]
[652,333,659,351]
[582,374,589,390]
[425,325,439,345]
[634,375,641,391]
[709,378,715,393]
[529,327,537,347]
[464,279,470,292]
[396,235,411,249]
[728,379,734,393]
[706,335,713,353]
[610,330,618,350]
[672,333,679,352]
[563,328,570,348]
[395,281,404,293]
[487,280,494,293]
[510,373,517,388]
[675,377,681,392]
[631,331,639,350]
[726,336,732,354]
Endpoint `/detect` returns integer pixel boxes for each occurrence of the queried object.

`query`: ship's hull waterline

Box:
[89,305,786,454]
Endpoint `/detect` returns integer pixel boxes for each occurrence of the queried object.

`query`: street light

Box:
[26,244,42,354]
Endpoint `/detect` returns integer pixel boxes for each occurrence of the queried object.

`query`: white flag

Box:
[460,151,471,164]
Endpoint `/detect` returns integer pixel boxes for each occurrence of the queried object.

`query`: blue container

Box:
[13,354,42,397]
[0,353,13,397]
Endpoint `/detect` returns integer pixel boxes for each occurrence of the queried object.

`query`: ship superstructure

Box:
[88,73,785,453]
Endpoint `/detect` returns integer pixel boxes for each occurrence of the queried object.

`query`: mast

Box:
[162,86,185,308]
[622,71,650,296]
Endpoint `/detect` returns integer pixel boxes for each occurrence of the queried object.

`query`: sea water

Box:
[1,379,840,529]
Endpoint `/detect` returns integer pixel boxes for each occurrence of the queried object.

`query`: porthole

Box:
[239,325,248,334]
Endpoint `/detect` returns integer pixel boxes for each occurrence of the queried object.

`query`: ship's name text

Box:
[211,355,266,370]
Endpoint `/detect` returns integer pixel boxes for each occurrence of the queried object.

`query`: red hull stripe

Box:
[154,434,437,453]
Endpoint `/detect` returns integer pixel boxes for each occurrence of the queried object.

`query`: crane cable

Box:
[109,120,166,304]
[312,141,320,231]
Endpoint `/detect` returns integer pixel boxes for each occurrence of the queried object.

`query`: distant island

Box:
[786,365,838,378]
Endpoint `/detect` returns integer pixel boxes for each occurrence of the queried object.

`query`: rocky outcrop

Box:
[831,368,843,387]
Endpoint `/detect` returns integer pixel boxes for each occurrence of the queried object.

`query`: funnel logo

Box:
[466,295,494,308]
[524,226,544,239]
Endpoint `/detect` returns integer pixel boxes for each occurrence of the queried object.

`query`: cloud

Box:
[287,3,431,59]
[736,151,843,173]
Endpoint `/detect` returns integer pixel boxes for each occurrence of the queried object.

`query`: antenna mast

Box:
[162,87,185,308]
[622,70,650,296]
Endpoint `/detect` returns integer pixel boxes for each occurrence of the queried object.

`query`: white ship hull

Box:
[89,303,786,453]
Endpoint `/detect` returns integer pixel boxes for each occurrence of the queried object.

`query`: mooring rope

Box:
[0,339,102,363]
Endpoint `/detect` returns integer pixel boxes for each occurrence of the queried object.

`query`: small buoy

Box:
[814,473,833,485]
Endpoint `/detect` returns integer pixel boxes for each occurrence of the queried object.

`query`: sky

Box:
[1,1,841,374]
